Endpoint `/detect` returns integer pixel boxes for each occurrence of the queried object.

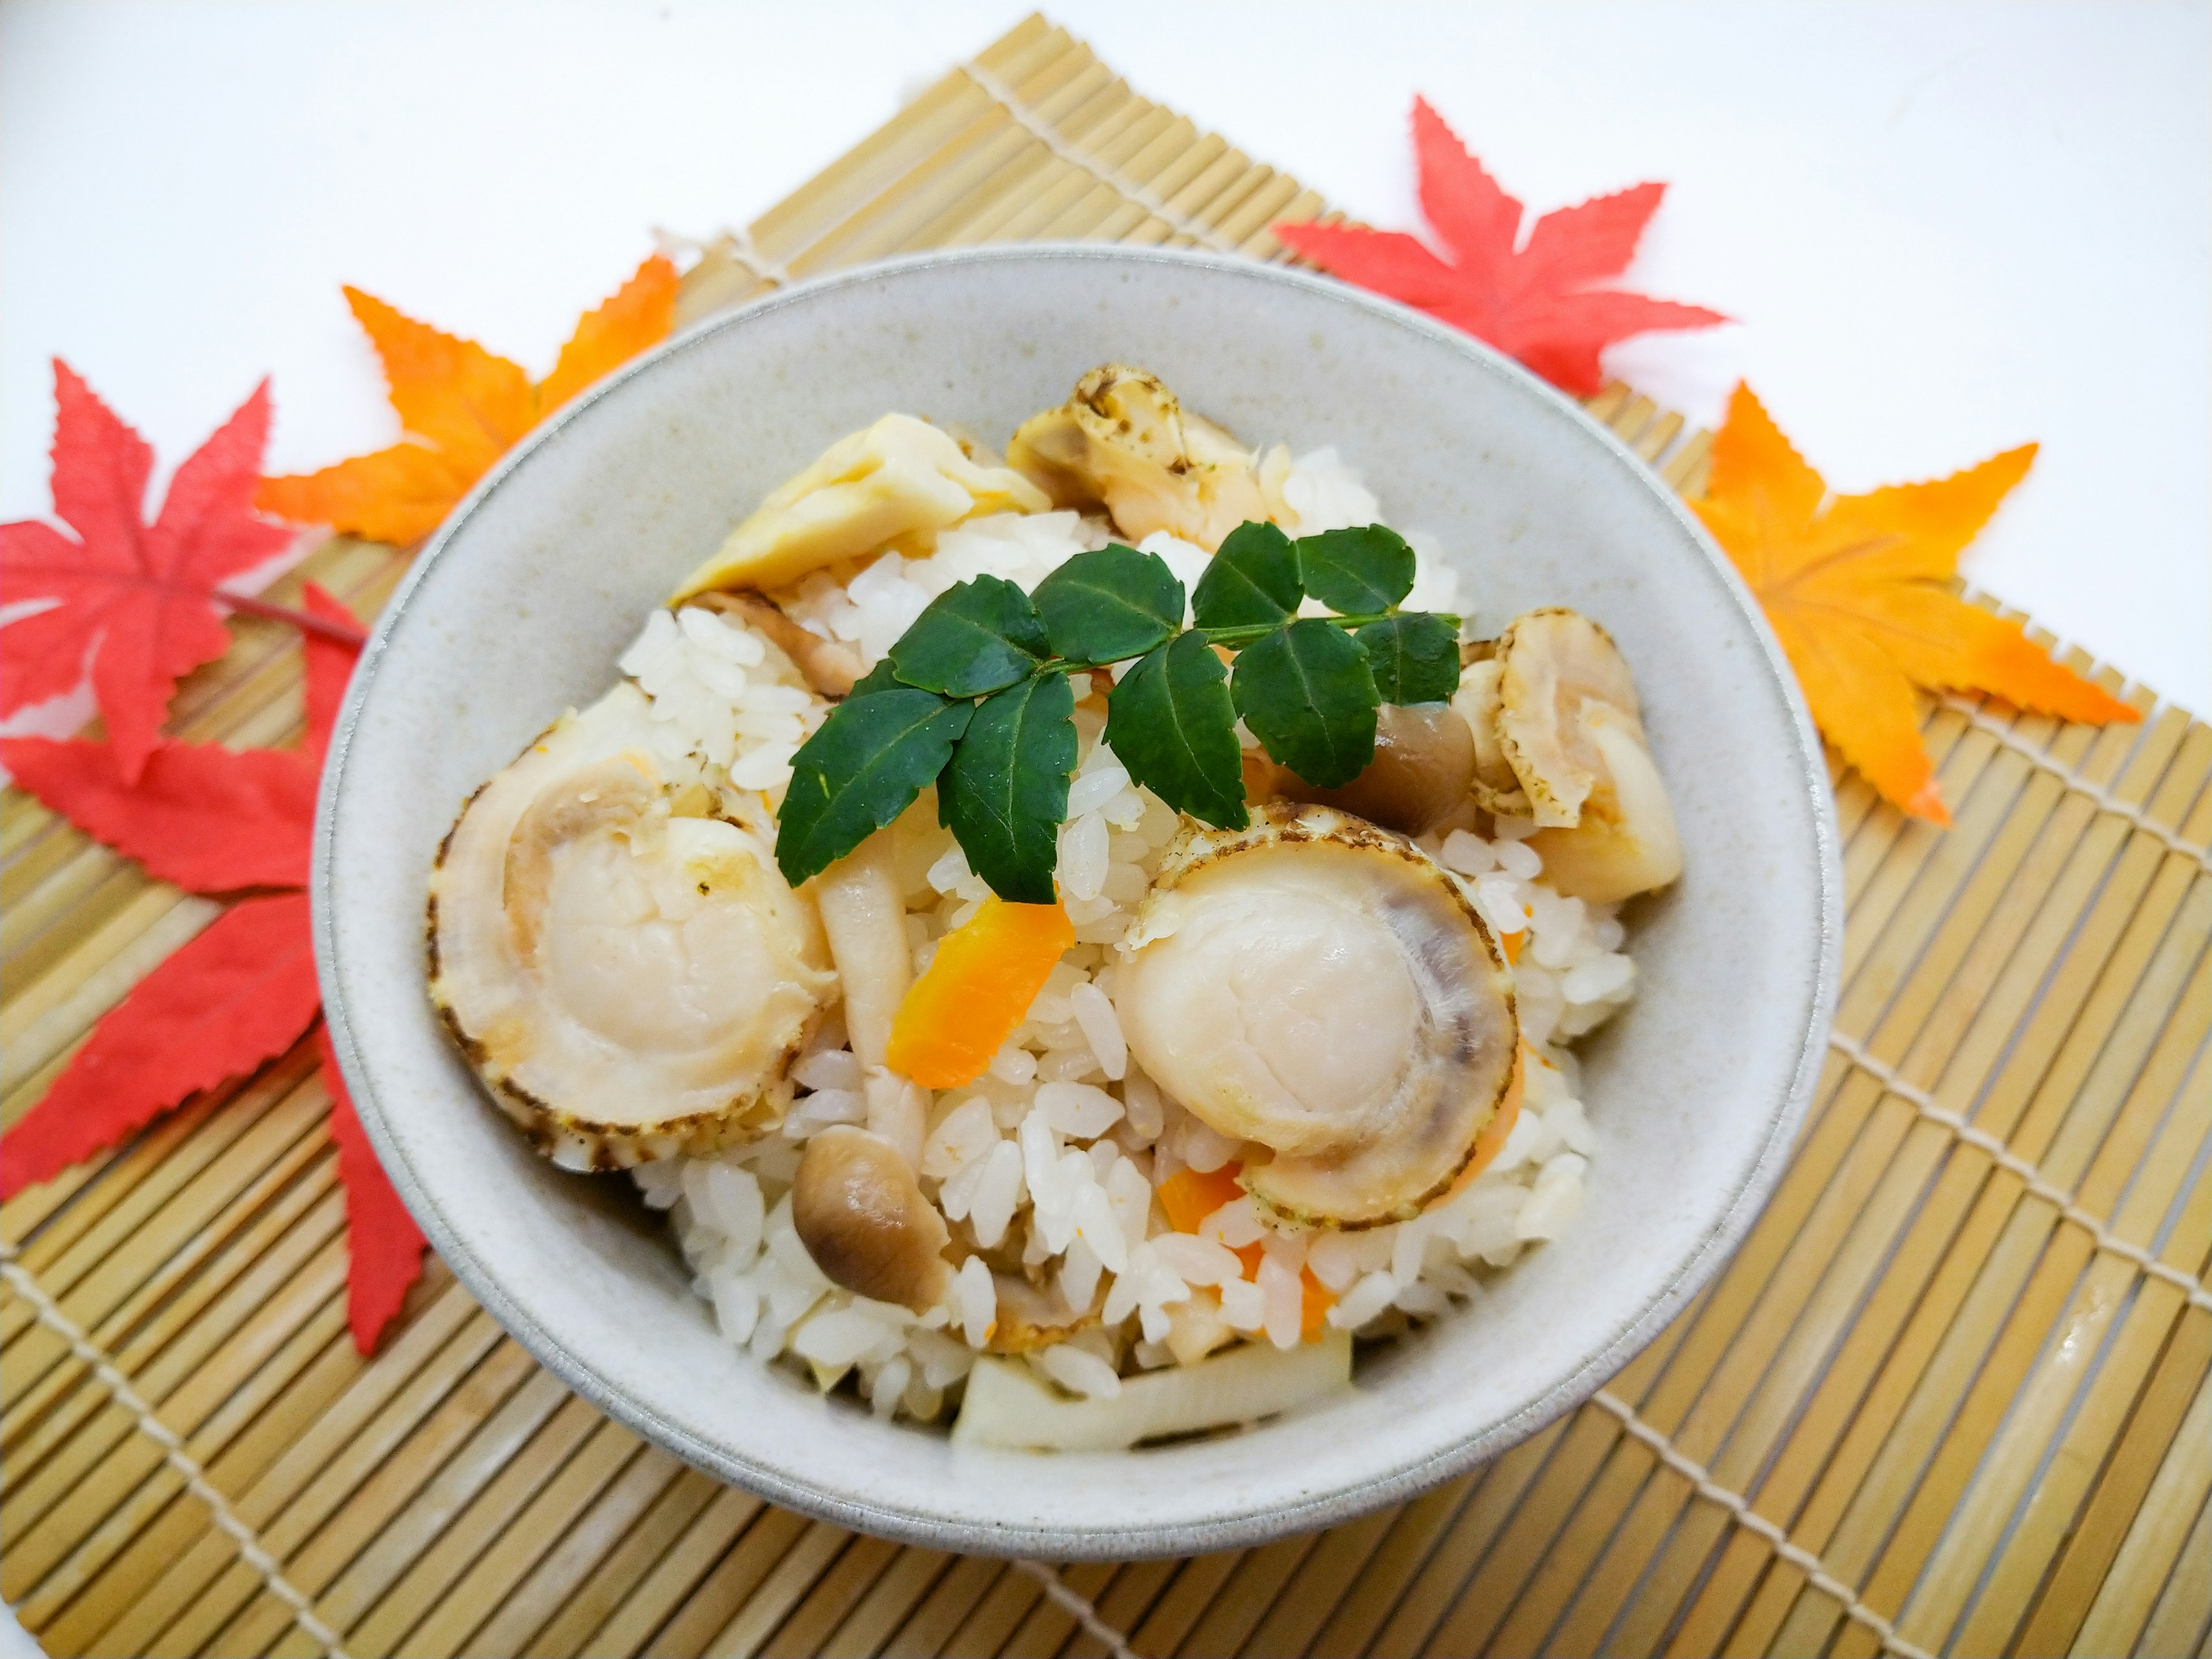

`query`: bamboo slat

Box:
[6,14,2207,1658]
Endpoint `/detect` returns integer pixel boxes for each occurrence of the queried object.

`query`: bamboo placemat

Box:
[5,15,2206,1656]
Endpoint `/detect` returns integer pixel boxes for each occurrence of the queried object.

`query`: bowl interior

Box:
[318,246,1839,1558]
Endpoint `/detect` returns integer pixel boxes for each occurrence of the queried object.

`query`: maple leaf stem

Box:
[213,590,369,648]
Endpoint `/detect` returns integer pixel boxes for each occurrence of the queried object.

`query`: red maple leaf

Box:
[1274,98,1726,395]
[300,581,361,766]
[0,892,324,1200]
[0,582,424,1351]
[320,1027,427,1351]
[0,739,315,891]
[0,362,365,785]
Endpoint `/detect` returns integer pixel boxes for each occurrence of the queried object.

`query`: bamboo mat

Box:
[4,14,2207,1656]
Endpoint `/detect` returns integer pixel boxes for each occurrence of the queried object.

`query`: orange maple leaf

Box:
[257,253,677,546]
[1694,384,2138,825]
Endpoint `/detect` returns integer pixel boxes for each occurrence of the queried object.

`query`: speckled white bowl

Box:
[316,245,1840,1559]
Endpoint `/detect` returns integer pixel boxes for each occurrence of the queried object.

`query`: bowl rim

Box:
[315,241,1843,1559]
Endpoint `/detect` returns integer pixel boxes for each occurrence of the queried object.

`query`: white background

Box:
[0,1,2203,1644]
[3,2,2207,713]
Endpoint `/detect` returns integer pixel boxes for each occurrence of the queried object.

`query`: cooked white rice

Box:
[623,449,1633,1427]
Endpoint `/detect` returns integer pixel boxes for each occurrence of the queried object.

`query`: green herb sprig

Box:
[774,521,1461,902]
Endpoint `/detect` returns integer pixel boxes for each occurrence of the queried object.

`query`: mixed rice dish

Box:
[427,366,1683,1450]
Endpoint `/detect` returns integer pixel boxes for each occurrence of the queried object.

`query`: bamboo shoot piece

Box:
[951,1331,1352,1451]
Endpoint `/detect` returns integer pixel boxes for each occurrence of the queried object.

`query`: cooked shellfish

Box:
[428,684,836,1169]
[1007,364,1270,551]
[1112,803,1518,1227]
[672,413,1048,598]
[1452,608,1683,904]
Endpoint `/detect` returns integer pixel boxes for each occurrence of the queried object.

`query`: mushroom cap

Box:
[428,685,835,1170]
[791,1126,953,1313]
[1113,803,1520,1227]
[1283,701,1479,835]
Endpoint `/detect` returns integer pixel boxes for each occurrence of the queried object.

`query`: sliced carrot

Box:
[1300,1267,1335,1340]
[1446,1042,1528,1199]
[885,896,1075,1089]
[1161,1158,1339,1339]
[1157,1162,1245,1235]
[1500,922,1527,965]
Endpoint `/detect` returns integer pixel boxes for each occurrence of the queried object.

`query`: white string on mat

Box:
[1588,1389,1937,1659]
[1942,696,2210,870]
[957,58,1244,255]
[651,224,792,290]
[0,1247,354,1659]
[1012,1559,1139,1659]
[715,227,794,290]
[1826,1032,2212,1313]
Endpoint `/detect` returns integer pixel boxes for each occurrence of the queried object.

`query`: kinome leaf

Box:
[888,574,1050,696]
[1192,520,1302,630]
[1357,613,1461,704]
[777,689,973,885]
[940,671,1077,903]
[1105,631,1248,830]
[1032,544,1183,664]
[1233,619,1380,789]
[1297,525,1416,615]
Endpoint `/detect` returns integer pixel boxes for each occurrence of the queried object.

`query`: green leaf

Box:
[1032,544,1184,664]
[1232,618,1380,789]
[887,575,1048,696]
[1297,525,1416,615]
[776,690,973,887]
[1105,632,1249,830]
[1356,613,1462,704]
[940,672,1078,904]
[847,656,903,698]
[1191,520,1302,630]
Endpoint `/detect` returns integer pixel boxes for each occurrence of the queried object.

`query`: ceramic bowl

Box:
[316,245,1840,1559]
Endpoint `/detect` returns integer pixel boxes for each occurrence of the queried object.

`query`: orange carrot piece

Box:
[1160,1164,1330,1335]
[1300,1268,1334,1340]
[1501,925,1526,965]
[1447,1042,1528,1199]
[1158,1162,1245,1235]
[885,897,1075,1089]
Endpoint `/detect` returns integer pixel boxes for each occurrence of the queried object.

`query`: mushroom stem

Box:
[813,830,912,1073]
[865,1069,927,1169]
[685,590,864,699]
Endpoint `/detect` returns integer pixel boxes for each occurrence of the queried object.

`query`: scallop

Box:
[428,684,836,1170]
[1452,608,1684,904]
[670,412,1048,599]
[1007,364,1271,551]
[1112,804,1519,1228]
